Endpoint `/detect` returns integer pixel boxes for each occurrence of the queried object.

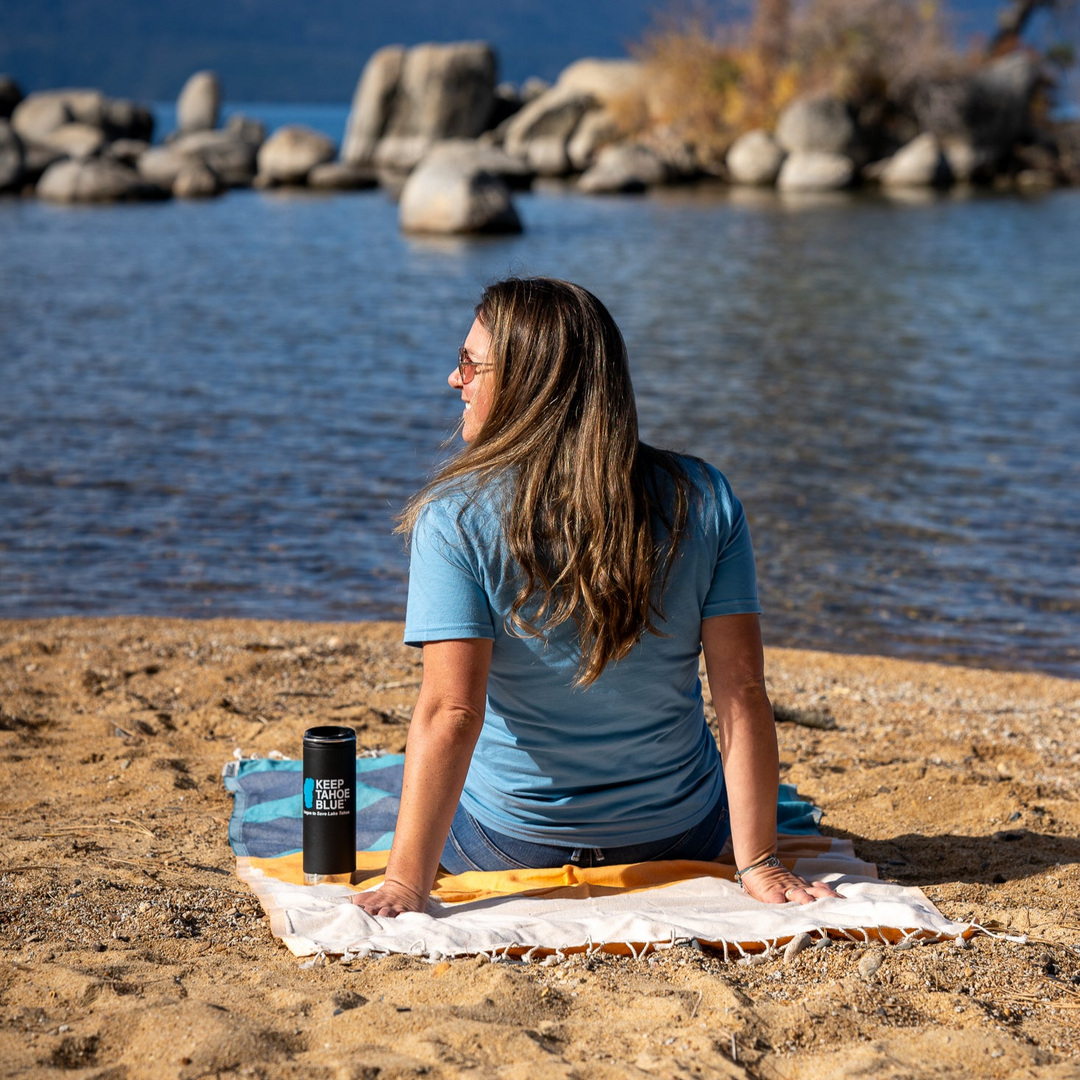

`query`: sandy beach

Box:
[2,616,1078,1079]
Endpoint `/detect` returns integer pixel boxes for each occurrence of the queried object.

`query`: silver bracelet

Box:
[734,854,782,888]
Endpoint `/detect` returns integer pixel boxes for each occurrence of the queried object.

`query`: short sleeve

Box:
[701,469,761,619]
[403,499,496,647]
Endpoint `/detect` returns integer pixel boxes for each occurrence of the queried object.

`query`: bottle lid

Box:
[303,725,356,744]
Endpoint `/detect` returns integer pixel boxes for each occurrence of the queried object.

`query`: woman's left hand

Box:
[739,863,843,905]
[352,878,428,918]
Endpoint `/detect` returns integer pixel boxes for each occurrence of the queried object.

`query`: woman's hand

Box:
[738,863,842,905]
[352,878,428,918]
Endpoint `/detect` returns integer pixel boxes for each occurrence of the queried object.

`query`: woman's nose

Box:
[448,366,464,389]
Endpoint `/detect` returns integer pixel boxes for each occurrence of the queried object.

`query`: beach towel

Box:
[223,754,971,961]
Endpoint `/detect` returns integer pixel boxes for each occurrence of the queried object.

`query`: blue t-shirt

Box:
[403,456,761,846]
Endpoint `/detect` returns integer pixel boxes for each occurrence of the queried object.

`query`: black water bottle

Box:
[302,726,356,883]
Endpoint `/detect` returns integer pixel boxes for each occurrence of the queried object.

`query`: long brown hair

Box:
[399,277,695,685]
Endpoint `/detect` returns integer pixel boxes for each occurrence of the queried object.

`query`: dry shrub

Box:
[634,5,799,159]
[789,0,967,107]
[634,0,967,155]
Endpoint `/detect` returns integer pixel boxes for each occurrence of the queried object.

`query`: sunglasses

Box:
[458,345,493,385]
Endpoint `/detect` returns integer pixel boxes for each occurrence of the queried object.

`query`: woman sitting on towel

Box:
[354,277,840,916]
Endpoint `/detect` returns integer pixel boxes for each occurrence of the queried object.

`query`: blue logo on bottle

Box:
[303,776,315,809]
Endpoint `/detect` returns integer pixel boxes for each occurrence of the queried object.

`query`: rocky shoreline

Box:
[2,43,1079,234]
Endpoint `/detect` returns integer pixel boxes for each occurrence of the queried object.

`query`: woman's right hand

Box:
[739,863,842,905]
[352,878,429,918]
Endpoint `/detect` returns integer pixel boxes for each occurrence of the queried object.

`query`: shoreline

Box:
[2,616,1078,1078]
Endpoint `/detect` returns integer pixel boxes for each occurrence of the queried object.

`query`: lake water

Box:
[2,138,1078,679]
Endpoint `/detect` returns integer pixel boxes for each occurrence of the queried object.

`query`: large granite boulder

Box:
[0,119,25,192]
[225,114,267,148]
[37,121,107,159]
[0,75,23,120]
[418,139,532,189]
[37,158,168,202]
[399,157,521,234]
[11,93,76,142]
[177,71,221,133]
[578,143,668,193]
[341,45,407,165]
[169,130,257,186]
[173,160,224,198]
[138,130,256,190]
[556,59,645,107]
[344,42,497,172]
[875,133,951,187]
[776,151,855,192]
[256,125,336,185]
[307,162,378,190]
[726,129,786,185]
[567,109,621,172]
[11,89,152,146]
[503,87,596,176]
[776,95,856,156]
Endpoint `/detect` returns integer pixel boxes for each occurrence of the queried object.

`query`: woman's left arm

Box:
[353,637,492,917]
[702,614,841,905]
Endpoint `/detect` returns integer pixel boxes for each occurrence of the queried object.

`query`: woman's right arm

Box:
[352,637,492,917]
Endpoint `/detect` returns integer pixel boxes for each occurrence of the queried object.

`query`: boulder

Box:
[11,94,74,142]
[567,109,621,171]
[341,45,407,165]
[556,59,645,107]
[170,130,257,186]
[0,119,25,192]
[36,158,168,202]
[173,159,224,198]
[0,75,23,120]
[776,95,856,155]
[225,114,267,147]
[940,138,995,184]
[376,42,498,171]
[38,121,107,159]
[345,42,497,172]
[776,151,855,192]
[420,139,532,189]
[398,157,521,234]
[503,87,596,176]
[876,133,951,187]
[578,143,668,193]
[307,162,379,190]
[256,125,336,185]
[726,129,786,185]
[136,145,189,188]
[138,131,256,188]
[177,71,221,133]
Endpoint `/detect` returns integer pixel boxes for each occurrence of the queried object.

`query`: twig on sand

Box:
[373,679,422,691]
[0,865,61,873]
[30,819,156,840]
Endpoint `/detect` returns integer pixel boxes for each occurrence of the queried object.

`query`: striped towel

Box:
[223,755,969,960]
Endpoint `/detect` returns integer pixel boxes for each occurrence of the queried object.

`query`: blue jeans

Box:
[440,787,731,873]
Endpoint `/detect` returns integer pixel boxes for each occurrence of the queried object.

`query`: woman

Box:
[355,277,840,916]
